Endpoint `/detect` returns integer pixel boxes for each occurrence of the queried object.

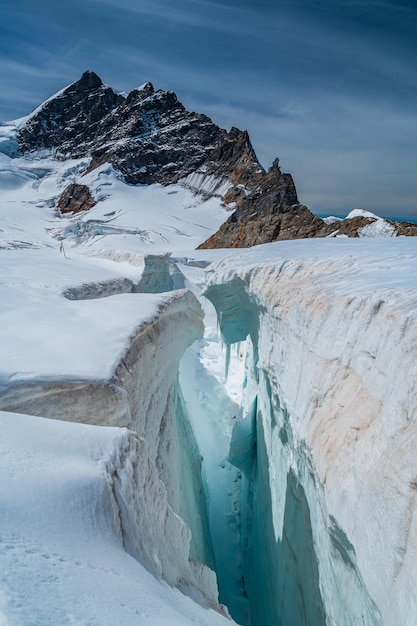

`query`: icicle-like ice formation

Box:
[205,238,417,626]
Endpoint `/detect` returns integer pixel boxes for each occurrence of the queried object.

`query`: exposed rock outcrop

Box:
[199,164,325,248]
[57,182,95,214]
[394,220,417,236]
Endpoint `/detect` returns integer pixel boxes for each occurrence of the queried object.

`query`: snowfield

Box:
[1,117,417,626]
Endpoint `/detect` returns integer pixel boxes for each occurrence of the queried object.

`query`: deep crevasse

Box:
[203,240,417,626]
[0,283,231,618]
[3,241,417,625]
[178,300,250,625]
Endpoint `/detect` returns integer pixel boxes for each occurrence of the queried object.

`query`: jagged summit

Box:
[77,70,103,89]
[132,82,155,98]
[17,71,266,188]
[15,71,417,245]
[18,71,124,155]
[15,71,311,241]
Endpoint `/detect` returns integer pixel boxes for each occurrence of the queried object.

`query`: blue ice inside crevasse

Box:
[193,277,382,626]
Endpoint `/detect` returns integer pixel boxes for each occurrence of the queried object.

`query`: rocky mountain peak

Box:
[17,71,124,155]
[16,71,416,244]
[125,81,154,104]
[269,157,281,172]
[76,70,103,90]
[15,71,322,239]
[16,72,268,189]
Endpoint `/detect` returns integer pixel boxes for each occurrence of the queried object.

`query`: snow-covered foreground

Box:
[0,410,233,626]
[0,126,238,625]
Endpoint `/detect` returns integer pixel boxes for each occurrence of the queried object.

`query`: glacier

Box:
[0,129,236,623]
[205,237,417,626]
[1,117,417,625]
[0,250,219,599]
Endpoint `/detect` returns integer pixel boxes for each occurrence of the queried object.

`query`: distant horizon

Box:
[317,213,417,224]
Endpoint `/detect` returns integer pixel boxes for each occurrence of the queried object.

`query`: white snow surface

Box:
[345,208,381,219]
[0,410,232,626]
[321,214,342,224]
[0,252,162,382]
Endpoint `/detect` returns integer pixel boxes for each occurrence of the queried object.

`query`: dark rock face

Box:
[57,183,95,214]
[199,206,325,248]
[18,71,124,155]
[17,72,264,187]
[88,84,228,184]
[17,71,417,243]
[198,165,325,248]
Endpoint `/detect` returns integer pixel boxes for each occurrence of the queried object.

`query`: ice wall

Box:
[178,330,251,625]
[0,410,232,624]
[0,286,218,605]
[205,239,417,626]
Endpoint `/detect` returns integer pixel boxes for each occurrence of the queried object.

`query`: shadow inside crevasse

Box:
[243,416,326,626]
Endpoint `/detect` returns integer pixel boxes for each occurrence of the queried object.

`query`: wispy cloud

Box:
[187,91,417,216]
[86,0,245,34]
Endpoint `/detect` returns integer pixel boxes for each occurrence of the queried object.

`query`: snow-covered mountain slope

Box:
[0,137,230,254]
[205,237,417,626]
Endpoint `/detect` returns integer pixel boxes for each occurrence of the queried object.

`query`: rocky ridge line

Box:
[17,71,417,242]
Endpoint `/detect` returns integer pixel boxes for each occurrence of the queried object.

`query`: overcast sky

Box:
[1,0,417,219]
